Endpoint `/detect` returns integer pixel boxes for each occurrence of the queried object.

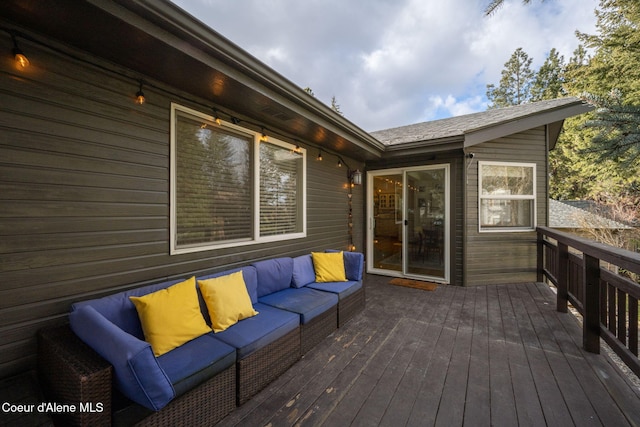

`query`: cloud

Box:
[171,0,598,131]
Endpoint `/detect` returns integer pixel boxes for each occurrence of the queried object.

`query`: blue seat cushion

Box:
[213,303,299,359]
[259,288,338,324]
[252,258,294,298]
[306,280,363,299]
[157,333,236,397]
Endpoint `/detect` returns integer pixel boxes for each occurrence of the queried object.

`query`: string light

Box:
[135,80,145,105]
[11,33,29,69]
[3,28,364,252]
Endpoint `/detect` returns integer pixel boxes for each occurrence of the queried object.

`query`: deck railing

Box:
[537,226,640,378]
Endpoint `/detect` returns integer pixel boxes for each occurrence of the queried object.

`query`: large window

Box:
[479,161,536,232]
[171,104,306,254]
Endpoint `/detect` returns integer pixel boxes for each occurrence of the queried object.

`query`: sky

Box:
[170,0,599,132]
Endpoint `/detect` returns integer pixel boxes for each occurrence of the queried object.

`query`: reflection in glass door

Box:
[369,166,449,283]
[371,173,403,273]
[405,168,447,279]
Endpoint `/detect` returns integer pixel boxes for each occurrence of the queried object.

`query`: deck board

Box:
[216,276,640,427]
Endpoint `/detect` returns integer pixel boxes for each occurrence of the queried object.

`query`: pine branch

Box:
[580,91,640,167]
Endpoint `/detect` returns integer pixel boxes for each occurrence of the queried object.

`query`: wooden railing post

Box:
[557,242,568,313]
[536,230,544,282]
[583,253,601,354]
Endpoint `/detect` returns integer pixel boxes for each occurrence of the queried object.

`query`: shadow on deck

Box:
[218,274,640,427]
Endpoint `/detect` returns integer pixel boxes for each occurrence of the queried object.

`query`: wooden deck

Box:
[217,275,640,427]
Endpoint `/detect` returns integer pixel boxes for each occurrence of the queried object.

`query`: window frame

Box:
[170,103,306,255]
[478,161,536,233]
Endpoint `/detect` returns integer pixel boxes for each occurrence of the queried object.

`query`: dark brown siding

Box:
[464,127,548,286]
[0,34,363,378]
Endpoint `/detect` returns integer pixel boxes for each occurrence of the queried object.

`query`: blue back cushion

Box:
[71,278,186,340]
[252,258,294,298]
[291,254,316,288]
[344,252,364,281]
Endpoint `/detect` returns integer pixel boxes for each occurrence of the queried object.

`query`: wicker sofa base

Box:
[38,324,112,427]
[38,324,236,427]
[115,364,236,427]
[338,286,365,328]
[237,326,301,405]
[300,305,338,355]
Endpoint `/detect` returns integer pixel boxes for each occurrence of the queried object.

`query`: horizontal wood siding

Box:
[464,127,548,286]
[0,34,363,377]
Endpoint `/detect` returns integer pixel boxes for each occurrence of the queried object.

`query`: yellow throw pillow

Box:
[130,277,211,357]
[198,271,259,333]
[312,251,347,283]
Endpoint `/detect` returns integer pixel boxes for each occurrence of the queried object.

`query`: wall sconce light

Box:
[260,127,268,142]
[349,169,363,186]
[135,80,145,105]
[11,34,29,69]
[316,150,323,161]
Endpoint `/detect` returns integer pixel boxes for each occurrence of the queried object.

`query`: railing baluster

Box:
[537,231,544,283]
[557,242,568,313]
[618,289,627,346]
[608,283,616,335]
[584,253,601,354]
[630,296,638,356]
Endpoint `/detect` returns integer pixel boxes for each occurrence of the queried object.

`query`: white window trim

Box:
[170,103,306,255]
[478,161,536,233]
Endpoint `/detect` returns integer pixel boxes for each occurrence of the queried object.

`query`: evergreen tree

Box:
[572,0,640,168]
[486,48,535,108]
[530,48,565,101]
[484,0,539,16]
[558,0,640,198]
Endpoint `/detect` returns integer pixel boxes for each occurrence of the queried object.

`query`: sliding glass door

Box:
[368,165,449,283]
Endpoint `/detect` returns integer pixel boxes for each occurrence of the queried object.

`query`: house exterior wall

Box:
[463,127,549,286]
[366,151,464,286]
[0,34,363,378]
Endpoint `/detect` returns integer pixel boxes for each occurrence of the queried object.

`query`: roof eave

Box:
[382,136,464,158]
[463,101,593,147]
[1,0,384,160]
[116,0,386,157]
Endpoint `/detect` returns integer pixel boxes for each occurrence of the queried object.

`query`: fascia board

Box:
[463,103,593,147]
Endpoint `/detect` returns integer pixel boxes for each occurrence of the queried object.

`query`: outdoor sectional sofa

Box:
[37,251,365,426]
